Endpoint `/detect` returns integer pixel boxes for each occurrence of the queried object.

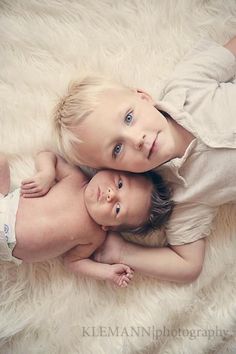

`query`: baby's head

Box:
[84,169,173,235]
[54,76,176,173]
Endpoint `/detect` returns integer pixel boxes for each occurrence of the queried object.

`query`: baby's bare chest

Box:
[15,184,94,261]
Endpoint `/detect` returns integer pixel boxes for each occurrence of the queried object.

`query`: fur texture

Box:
[0,1,236,353]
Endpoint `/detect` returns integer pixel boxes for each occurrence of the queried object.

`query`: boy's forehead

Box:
[98,87,134,109]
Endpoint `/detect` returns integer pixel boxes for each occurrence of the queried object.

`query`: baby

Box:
[0,152,173,287]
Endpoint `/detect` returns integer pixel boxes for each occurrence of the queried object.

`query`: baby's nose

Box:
[106,187,116,202]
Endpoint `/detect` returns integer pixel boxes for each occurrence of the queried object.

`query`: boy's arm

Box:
[123,238,205,283]
[224,35,236,57]
[0,154,10,195]
[94,233,205,283]
[165,36,236,90]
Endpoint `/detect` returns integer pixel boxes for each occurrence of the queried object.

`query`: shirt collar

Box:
[158,137,198,186]
[155,87,187,112]
[153,89,197,184]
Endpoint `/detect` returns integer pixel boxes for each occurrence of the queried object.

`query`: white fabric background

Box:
[0,1,236,353]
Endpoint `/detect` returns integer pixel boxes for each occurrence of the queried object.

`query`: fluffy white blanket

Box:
[0,1,236,353]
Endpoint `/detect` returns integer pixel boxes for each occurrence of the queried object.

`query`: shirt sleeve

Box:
[165,202,217,246]
[168,39,236,86]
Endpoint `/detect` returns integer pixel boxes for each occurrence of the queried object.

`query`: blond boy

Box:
[53,36,236,283]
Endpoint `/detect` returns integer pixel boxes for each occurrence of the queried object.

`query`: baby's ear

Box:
[135,89,155,105]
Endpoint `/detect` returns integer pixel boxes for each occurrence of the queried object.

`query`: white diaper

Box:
[0,188,22,265]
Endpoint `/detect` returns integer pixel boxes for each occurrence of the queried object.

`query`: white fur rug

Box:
[1,1,236,353]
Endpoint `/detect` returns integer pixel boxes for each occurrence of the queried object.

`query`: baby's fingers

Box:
[123,274,132,283]
[21,178,35,185]
[21,183,37,191]
[118,275,131,287]
[126,271,134,279]
[21,187,45,198]
[21,185,38,194]
[21,190,44,198]
[120,280,129,288]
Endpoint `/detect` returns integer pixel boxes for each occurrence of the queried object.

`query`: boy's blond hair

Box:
[53,76,130,165]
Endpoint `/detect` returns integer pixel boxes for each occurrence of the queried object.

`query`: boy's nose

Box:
[135,134,146,150]
[106,187,117,202]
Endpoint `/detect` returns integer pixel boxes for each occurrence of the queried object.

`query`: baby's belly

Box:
[14,196,79,262]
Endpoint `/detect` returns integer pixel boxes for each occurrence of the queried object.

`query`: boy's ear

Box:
[101,225,118,232]
[135,89,156,105]
[101,225,110,231]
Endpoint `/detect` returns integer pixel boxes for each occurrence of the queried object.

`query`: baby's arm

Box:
[66,258,133,287]
[0,153,10,195]
[21,151,57,197]
[21,151,84,197]
[63,239,133,287]
[224,35,236,57]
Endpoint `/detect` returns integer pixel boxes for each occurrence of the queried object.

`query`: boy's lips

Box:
[148,134,158,159]
[97,186,101,201]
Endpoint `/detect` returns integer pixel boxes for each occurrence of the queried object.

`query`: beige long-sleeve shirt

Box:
[155,39,236,245]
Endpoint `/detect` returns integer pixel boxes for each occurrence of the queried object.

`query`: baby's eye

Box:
[118,179,123,189]
[115,203,121,215]
[112,143,123,159]
[124,112,133,125]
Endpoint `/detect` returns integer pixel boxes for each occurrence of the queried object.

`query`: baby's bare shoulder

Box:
[63,221,106,262]
[76,210,106,245]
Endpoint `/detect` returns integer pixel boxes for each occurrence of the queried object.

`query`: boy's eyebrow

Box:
[118,105,131,122]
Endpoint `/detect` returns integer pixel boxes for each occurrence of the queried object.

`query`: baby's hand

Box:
[21,171,55,198]
[108,264,134,288]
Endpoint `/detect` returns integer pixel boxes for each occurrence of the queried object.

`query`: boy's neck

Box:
[168,118,195,158]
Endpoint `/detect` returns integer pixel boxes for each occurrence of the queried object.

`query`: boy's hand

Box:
[108,264,134,288]
[21,171,55,198]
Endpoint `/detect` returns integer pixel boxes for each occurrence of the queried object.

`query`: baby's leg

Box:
[0,154,10,195]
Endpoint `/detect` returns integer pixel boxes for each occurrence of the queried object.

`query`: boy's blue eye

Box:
[118,179,123,189]
[112,143,123,158]
[124,112,133,125]
[116,203,121,215]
